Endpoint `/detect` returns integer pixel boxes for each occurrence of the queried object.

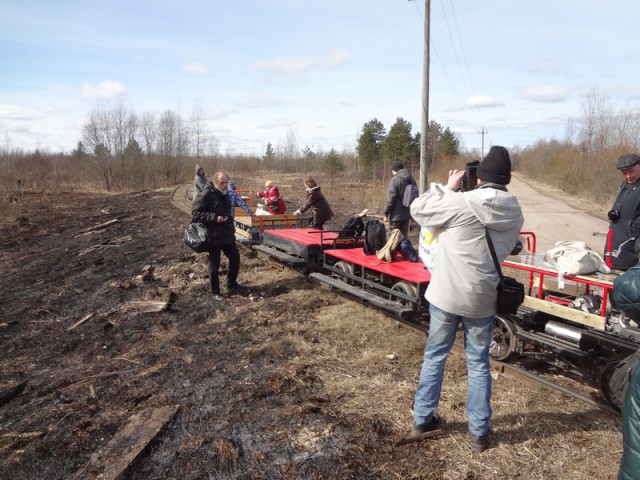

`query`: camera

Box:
[608,209,621,222]
[460,160,480,192]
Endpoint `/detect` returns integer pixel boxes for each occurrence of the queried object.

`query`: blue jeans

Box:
[414,303,494,437]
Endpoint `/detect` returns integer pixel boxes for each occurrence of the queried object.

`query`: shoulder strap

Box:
[485,227,504,280]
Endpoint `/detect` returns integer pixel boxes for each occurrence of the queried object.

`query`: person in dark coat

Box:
[293,176,333,229]
[191,171,244,301]
[618,357,640,479]
[607,154,640,270]
[384,161,417,239]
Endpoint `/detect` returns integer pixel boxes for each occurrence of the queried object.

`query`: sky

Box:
[2,0,640,157]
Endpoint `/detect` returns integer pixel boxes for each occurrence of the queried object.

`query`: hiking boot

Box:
[469,434,489,453]
[411,414,441,437]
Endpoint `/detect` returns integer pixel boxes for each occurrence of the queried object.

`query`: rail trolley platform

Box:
[503,253,618,328]
[253,228,364,270]
[310,247,431,326]
[234,213,306,245]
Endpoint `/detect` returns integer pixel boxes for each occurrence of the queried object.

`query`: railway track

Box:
[395,312,620,415]
[171,182,621,416]
[171,184,193,215]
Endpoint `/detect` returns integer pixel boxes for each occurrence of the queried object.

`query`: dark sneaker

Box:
[469,434,489,453]
[411,414,441,437]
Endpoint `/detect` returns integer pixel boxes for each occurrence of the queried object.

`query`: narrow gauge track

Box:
[394,315,619,415]
[171,183,620,416]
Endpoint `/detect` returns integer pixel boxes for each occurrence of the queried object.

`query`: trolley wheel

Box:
[332,261,354,285]
[599,356,626,413]
[390,281,418,308]
[489,314,516,362]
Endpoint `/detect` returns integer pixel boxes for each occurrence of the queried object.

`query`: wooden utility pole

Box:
[419,0,430,194]
[479,127,488,158]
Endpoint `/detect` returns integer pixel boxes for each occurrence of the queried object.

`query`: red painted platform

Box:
[325,248,431,284]
[263,228,350,247]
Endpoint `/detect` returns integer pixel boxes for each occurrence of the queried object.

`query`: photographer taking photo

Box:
[607,154,640,270]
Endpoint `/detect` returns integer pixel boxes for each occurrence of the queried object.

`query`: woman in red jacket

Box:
[254,180,286,214]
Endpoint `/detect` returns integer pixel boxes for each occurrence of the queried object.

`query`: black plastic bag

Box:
[496,276,524,315]
[183,223,211,253]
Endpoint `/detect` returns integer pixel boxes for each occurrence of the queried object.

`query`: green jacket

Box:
[619,359,640,480]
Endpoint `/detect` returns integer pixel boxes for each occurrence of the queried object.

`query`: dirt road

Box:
[508,175,610,254]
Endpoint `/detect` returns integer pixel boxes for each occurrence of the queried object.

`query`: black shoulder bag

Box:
[486,228,525,315]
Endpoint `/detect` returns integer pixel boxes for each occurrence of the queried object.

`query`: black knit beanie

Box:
[391,161,404,172]
[477,146,511,185]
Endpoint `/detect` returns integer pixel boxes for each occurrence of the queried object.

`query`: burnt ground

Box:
[0,176,625,480]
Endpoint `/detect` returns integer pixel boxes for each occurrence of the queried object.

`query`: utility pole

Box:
[419,0,430,194]
[478,127,488,158]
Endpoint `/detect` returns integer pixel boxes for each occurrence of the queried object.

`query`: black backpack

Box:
[340,216,365,237]
[363,220,387,255]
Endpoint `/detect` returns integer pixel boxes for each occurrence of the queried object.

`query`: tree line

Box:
[3,89,640,212]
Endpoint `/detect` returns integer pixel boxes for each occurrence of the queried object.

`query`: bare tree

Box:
[139,111,157,155]
[190,100,208,159]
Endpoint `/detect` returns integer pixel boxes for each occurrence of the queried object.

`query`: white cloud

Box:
[80,81,128,100]
[183,63,210,74]
[0,104,45,120]
[464,95,505,108]
[207,105,236,120]
[241,96,286,108]
[520,85,570,103]
[249,49,352,76]
[519,60,570,77]
[257,119,296,129]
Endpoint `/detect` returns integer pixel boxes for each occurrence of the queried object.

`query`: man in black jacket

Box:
[608,154,640,270]
[191,171,243,301]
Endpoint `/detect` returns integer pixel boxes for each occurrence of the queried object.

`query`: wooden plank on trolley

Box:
[522,296,605,330]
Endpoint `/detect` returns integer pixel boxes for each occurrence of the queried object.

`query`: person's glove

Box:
[293,210,301,215]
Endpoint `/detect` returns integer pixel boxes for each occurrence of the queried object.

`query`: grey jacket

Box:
[193,164,209,198]
[384,168,417,221]
[410,184,524,317]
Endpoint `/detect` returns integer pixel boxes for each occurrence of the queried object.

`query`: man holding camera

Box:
[192,171,244,301]
[409,145,523,452]
[608,154,640,270]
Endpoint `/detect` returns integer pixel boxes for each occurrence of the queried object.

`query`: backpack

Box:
[608,350,640,410]
[398,239,419,262]
[402,182,419,208]
[339,216,365,237]
[363,220,387,255]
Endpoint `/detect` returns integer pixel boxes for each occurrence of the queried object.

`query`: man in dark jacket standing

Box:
[383,161,417,239]
[607,154,640,270]
[192,172,243,301]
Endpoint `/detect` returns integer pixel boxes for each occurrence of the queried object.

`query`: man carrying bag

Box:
[409,146,524,452]
[192,172,245,302]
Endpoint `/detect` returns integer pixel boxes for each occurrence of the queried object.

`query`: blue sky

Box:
[2,0,640,156]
